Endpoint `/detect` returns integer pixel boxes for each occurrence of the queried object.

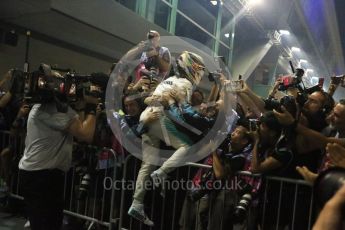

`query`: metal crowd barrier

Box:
[1,129,316,230]
[118,155,315,230]
[62,145,120,230]
[0,131,123,230]
[0,130,25,200]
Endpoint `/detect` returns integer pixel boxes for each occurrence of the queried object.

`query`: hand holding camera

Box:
[273,105,295,126]
[83,87,100,105]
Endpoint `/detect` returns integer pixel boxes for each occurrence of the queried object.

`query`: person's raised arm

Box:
[237,80,266,113]
[155,49,170,72]
[249,132,282,173]
[212,151,225,179]
[273,106,345,152]
[237,93,263,117]
[0,92,12,108]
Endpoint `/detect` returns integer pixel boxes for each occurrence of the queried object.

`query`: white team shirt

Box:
[140,76,192,123]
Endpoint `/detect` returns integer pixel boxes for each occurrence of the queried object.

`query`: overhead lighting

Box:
[210,0,218,5]
[306,69,314,73]
[247,0,263,6]
[291,47,301,52]
[279,30,290,35]
[224,33,230,38]
[311,76,319,85]
[299,59,308,63]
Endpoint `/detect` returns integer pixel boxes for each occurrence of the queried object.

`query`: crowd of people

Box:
[0,30,344,230]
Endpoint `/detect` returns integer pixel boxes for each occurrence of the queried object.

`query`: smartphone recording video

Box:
[225,80,243,92]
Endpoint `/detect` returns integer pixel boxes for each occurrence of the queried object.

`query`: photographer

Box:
[294,99,345,183]
[125,30,171,93]
[18,70,99,230]
[237,79,334,132]
[207,125,253,230]
[249,111,294,176]
[249,111,300,230]
[240,78,335,175]
[179,124,252,230]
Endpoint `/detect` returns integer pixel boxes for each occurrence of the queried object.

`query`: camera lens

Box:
[78,173,91,200]
[314,167,345,208]
[233,193,252,223]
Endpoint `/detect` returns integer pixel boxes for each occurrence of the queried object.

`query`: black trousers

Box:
[179,195,209,230]
[208,190,237,230]
[19,169,65,230]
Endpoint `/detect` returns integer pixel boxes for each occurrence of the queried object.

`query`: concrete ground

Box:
[0,209,27,230]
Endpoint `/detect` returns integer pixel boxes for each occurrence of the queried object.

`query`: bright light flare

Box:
[210,0,218,6]
[291,47,301,52]
[247,0,263,6]
[279,30,290,35]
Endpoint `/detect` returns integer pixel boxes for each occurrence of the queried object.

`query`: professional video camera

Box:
[266,61,324,112]
[277,68,305,91]
[12,64,109,106]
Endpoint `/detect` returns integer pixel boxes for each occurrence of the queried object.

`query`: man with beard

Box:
[237,82,334,172]
[236,81,334,132]
[274,99,345,183]
[298,91,334,132]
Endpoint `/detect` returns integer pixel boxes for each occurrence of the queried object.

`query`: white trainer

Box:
[128,204,154,227]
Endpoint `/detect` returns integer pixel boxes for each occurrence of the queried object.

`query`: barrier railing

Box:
[118,155,315,230]
[62,145,120,230]
[0,131,122,230]
[1,130,316,230]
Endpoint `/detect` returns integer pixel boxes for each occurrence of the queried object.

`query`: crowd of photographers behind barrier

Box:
[0,31,344,230]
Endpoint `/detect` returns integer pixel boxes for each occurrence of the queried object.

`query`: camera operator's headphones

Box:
[320,91,334,116]
[304,87,334,117]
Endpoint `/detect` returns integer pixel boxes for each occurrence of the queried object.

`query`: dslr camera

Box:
[264,95,297,117]
[188,168,214,202]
